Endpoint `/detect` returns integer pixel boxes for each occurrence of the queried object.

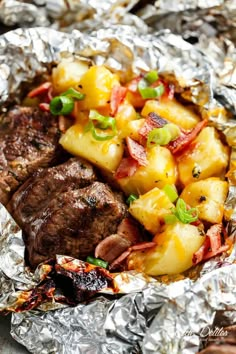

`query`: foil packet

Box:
[0,26,235,353]
[0,0,145,33]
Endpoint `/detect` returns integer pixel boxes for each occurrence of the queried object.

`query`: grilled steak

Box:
[9,157,127,268]
[0,106,62,205]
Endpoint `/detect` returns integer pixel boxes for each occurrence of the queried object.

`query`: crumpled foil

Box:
[0,0,146,33]
[0,25,235,353]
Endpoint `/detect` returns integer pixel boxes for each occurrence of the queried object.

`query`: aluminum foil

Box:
[0,26,235,353]
[0,0,145,33]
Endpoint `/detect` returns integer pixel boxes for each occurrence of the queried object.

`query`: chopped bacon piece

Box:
[114,157,139,179]
[28,82,52,98]
[192,236,210,265]
[110,85,127,116]
[192,224,229,265]
[168,119,207,155]
[126,137,147,166]
[95,218,142,263]
[138,112,168,145]
[39,103,50,112]
[109,241,156,271]
[117,218,142,244]
[126,76,142,92]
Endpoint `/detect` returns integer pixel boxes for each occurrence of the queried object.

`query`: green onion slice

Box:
[147,127,172,148]
[164,214,178,225]
[172,198,198,224]
[84,110,117,141]
[165,123,181,141]
[89,110,116,131]
[86,256,108,269]
[144,70,159,84]
[138,80,164,99]
[49,96,74,115]
[127,194,138,205]
[162,184,178,203]
[61,87,85,100]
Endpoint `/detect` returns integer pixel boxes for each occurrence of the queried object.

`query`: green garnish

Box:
[61,88,85,100]
[163,214,178,225]
[144,70,159,84]
[138,70,164,99]
[169,198,198,224]
[162,184,178,203]
[84,110,117,141]
[127,194,138,205]
[49,87,85,115]
[49,96,74,115]
[147,127,172,147]
[147,123,181,148]
[86,256,108,269]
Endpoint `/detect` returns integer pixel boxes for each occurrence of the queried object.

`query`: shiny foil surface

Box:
[0,9,235,354]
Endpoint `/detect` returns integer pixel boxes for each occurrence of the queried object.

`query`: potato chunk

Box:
[180,177,228,223]
[178,127,229,186]
[76,65,119,110]
[118,145,177,195]
[128,222,205,276]
[141,98,201,129]
[52,58,89,94]
[60,124,124,173]
[129,187,175,235]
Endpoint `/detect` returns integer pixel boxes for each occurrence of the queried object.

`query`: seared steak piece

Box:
[0,106,61,205]
[9,157,127,268]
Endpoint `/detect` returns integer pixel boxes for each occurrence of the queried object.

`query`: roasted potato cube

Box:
[178,127,229,186]
[76,65,119,110]
[128,222,206,276]
[52,58,89,94]
[60,123,124,173]
[141,98,201,129]
[180,177,228,223]
[118,145,177,195]
[118,118,145,140]
[129,187,175,235]
[115,102,137,137]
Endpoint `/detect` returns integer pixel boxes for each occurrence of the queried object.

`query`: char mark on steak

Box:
[0,106,62,205]
[9,157,127,268]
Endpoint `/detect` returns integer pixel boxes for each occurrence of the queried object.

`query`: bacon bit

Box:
[159,81,175,100]
[39,103,50,112]
[138,112,168,145]
[58,115,67,133]
[114,157,139,179]
[28,82,52,98]
[126,137,147,166]
[192,236,210,265]
[110,85,127,116]
[168,119,207,155]
[192,224,229,265]
[109,241,156,271]
[117,217,142,244]
[126,76,142,92]
[130,241,156,251]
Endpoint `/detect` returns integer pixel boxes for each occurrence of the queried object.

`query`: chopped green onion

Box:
[164,214,178,225]
[89,110,116,131]
[86,256,108,269]
[61,87,85,100]
[147,127,172,148]
[49,96,74,115]
[84,110,117,141]
[145,70,159,84]
[127,194,138,205]
[138,82,164,99]
[165,123,181,141]
[172,198,198,224]
[162,184,178,203]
